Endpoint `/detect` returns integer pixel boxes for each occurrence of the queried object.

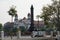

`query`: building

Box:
[14,13,44,31]
[18,13,31,30]
[14,14,19,28]
[14,5,44,31]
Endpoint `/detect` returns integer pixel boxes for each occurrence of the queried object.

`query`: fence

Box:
[3,36,57,40]
[1,31,60,40]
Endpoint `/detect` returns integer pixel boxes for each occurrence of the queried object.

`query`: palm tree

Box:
[8,6,17,22]
[8,6,17,40]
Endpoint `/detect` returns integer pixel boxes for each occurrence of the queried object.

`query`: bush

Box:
[40,28,46,31]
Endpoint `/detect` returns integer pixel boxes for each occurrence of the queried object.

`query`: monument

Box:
[29,5,34,32]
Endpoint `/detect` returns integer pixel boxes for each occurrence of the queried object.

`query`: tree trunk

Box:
[11,16,13,22]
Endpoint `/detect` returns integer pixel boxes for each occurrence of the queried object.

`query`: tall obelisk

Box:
[29,5,34,32]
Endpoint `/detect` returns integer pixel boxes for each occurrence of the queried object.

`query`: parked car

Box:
[31,30,45,37]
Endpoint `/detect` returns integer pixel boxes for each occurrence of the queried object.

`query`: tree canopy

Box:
[40,0,60,31]
[8,5,17,22]
[0,23,2,31]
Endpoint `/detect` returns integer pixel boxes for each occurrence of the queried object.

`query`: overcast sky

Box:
[0,0,52,24]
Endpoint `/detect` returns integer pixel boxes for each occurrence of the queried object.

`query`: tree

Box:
[40,0,60,31]
[40,6,53,28]
[0,23,2,31]
[8,6,17,40]
[51,0,60,31]
[4,22,14,39]
[20,26,26,32]
[12,27,18,36]
[8,5,17,22]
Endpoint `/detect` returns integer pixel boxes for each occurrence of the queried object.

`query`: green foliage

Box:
[40,6,53,28]
[0,23,2,31]
[20,26,26,32]
[8,6,17,22]
[40,28,46,31]
[12,27,18,33]
[4,28,9,32]
[40,0,60,30]
[8,6,17,17]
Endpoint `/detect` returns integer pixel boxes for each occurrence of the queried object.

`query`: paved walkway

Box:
[2,36,57,40]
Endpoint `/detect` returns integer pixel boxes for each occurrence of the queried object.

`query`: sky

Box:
[0,0,52,24]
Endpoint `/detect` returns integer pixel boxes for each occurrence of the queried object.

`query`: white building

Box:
[14,13,31,30]
[14,14,19,28]
[19,13,31,30]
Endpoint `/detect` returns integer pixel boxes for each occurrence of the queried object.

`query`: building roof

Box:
[23,17,26,20]
[34,21,44,25]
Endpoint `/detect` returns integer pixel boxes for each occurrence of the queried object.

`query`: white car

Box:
[31,31,45,37]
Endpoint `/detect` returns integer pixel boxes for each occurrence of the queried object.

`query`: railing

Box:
[1,31,60,40]
[3,36,57,40]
